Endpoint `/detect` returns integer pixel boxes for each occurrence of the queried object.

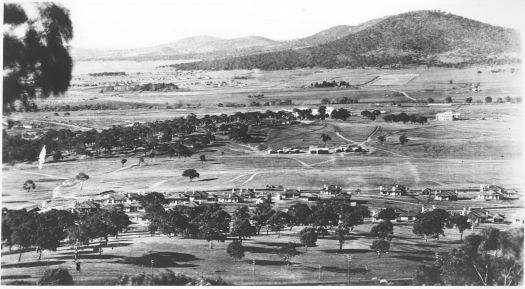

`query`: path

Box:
[31,120,94,131]
[12,170,68,180]
[390,90,417,102]
[240,173,259,185]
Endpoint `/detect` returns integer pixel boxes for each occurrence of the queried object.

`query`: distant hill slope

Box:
[174,10,521,70]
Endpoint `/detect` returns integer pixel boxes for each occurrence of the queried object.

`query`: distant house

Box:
[309,146,330,154]
[434,190,458,201]
[492,214,505,223]
[395,208,418,222]
[320,184,342,195]
[468,208,492,226]
[74,201,100,213]
[105,193,130,205]
[435,111,460,121]
[277,189,301,200]
[122,203,144,213]
[217,193,243,203]
[187,191,216,203]
[332,193,352,203]
[298,193,319,202]
[478,189,504,200]
[165,193,189,205]
[379,184,408,196]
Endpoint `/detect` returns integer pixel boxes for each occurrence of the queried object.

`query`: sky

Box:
[16,0,525,50]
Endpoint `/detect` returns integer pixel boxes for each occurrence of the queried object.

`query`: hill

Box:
[174,10,521,70]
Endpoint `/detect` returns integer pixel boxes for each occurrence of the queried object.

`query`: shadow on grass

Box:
[2,260,64,269]
[389,250,435,255]
[244,259,297,266]
[412,243,442,248]
[1,274,32,280]
[116,252,200,268]
[321,266,368,274]
[106,242,132,248]
[322,249,372,254]
[395,255,435,262]
[255,241,299,247]
[243,246,276,254]
[0,248,34,256]
[198,178,219,182]
[56,254,121,260]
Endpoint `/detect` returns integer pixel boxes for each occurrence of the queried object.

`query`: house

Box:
[492,214,505,223]
[298,193,319,202]
[165,193,189,205]
[309,146,330,154]
[395,209,418,222]
[122,203,144,213]
[186,191,216,203]
[421,188,433,195]
[467,208,492,226]
[478,190,504,200]
[435,111,460,121]
[332,193,352,203]
[104,193,130,205]
[379,184,408,196]
[277,189,301,200]
[320,184,342,195]
[217,193,243,203]
[74,200,100,213]
[434,190,458,201]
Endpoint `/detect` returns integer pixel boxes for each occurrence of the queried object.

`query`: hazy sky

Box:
[19,0,525,49]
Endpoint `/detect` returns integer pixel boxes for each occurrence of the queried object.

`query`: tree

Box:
[370,220,394,241]
[320,133,331,146]
[450,215,470,240]
[287,203,312,228]
[23,180,36,192]
[370,239,390,256]
[138,156,145,166]
[445,96,452,103]
[3,3,73,114]
[33,210,72,260]
[377,135,386,144]
[317,106,327,120]
[377,208,396,221]
[485,96,492,103]
[251,203,275,235]
[299,227,317,250]
[267,211,290,238]
[465,97,473,103]
[199,154,206,165]
[75,172,89,190]
[334,226,349,252]
[160,210,188,237]
[427,97,434,103]
[38,268,74,285]
[182,169,199,182]
[52,150,62,162]
[192,204,230,248]
[413,209,450,241]
[121,158,127,167]
[399,134,409,145]
[226,240,244,260]
[278,242,299,269]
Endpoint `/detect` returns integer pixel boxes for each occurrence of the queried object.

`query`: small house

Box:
[435,111,460,121]
[217,193,243,203]
[434,190,458,201]
[320,184,342,195]
[379,184,408,196]
[165,193,189,205]
[298,193,319,202]
[74,200,100,213]
[421,188,433,195]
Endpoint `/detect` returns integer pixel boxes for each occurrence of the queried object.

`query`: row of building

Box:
[379,184,516,201]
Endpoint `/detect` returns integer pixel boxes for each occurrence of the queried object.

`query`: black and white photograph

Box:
[1,0,524,286]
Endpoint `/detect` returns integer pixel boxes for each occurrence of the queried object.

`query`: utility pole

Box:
[151,259,155,276]
[318,264,322,281]
[252,257,256,285]
[346,255,352,285]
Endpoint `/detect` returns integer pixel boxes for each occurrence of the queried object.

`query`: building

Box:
[478,190,504,200]
[467,208,492,226]
[395,209,418,222]
[320,184,342,195]
[186,191,217,203]
[309,146,330,154]
[73,200,100,213]
[379,184,408,196]
[217,193,243,203]
[165,193,189,205]
[104,193,130,205]
[434,190,458,201]
[332,193,352,203]
[298,193,319,202]
[435,111,460,121]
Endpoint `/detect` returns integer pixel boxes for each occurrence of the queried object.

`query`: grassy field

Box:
[1,219,520,285]
[2,64,523,284]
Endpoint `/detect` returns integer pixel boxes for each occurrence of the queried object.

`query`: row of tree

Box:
[1,207,131,262]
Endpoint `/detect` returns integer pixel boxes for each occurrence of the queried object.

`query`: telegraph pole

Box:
[151,259,155,276]
[346,255,352,285]
[252,257,256,285]
[318,264,322,281]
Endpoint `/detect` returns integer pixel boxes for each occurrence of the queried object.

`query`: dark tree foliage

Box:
[226,240,245,259]
[287,203,312,227]
[299,227,318,248]
[413,209,450,240]
[370,220,394,240]
[38,268,74,285]
[3,3,73,113]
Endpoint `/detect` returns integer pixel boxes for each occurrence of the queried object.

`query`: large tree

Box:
[299,227,318,250]
[3,3,73,113]
[287,203,312,229]
[413,209,450,241]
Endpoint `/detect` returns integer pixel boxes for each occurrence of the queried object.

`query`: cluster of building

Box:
[379,183,516,201]
[267,145,366,155]
[435,111,461,121]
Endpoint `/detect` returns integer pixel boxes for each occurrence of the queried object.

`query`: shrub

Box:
[38,268,74,285]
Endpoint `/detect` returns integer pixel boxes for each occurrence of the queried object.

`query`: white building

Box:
[435,111,460,121]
